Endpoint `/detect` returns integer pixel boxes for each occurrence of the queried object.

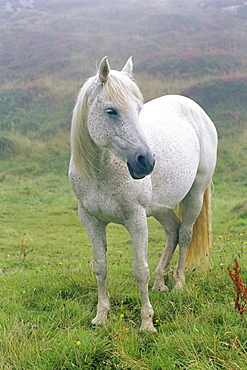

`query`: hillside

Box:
[0,0,246,83]
[0,0,246,181]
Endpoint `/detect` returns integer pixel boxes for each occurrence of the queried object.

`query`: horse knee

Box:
[132,265,150,285]
[94,260,107,280]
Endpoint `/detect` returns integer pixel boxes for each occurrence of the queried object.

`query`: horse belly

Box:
[148,154,198,212]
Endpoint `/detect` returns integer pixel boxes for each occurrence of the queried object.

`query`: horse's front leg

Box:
[78,203,110,326]
[126,212,157,333]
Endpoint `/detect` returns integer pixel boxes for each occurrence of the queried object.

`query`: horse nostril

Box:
[136,155,147,169]
[127,152,155,179]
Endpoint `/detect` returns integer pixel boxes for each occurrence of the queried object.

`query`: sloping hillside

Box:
[0,0,246,85]
[0,0,246,180]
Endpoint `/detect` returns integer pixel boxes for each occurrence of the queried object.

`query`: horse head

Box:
[86,56,155,179]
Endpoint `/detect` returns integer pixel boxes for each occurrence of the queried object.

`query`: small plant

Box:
[19,231,33,261]
[227,259,247,318]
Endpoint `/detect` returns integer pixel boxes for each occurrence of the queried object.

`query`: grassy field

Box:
[0,169,247,369]
[0,0,247,369]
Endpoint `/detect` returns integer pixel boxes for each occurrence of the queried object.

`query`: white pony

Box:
[69,57,217,332]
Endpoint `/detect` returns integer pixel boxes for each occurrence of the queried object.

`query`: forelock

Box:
[103,71,143,109]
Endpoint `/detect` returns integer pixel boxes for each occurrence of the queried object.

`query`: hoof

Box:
[172,280,184,292]
[152,281,169,292]
[91,312,108,327]
[140,323,157,333]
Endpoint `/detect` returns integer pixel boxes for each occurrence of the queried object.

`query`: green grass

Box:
[0,172,247,370]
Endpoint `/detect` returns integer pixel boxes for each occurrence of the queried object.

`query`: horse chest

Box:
[81,177,152,223]
[82,184,131,223]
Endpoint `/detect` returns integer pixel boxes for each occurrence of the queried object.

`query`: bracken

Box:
[227,259,247,317]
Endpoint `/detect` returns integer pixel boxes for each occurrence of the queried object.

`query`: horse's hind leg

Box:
[152,209,181,292]
[174,188,204,291]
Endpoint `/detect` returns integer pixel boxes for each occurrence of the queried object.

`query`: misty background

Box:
[0,0,246,180]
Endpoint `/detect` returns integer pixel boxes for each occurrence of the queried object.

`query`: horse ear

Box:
[99,56,110,83]
[122,56,133,77]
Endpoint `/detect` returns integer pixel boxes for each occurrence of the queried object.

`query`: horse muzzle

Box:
[127,152,155,180]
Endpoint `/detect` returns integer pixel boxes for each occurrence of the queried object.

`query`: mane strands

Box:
[70,76,98,179]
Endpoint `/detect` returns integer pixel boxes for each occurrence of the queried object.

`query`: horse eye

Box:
[106,108,117,116]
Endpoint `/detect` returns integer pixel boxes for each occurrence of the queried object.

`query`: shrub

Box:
[181,75,247,109]
[0,137,18,159]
